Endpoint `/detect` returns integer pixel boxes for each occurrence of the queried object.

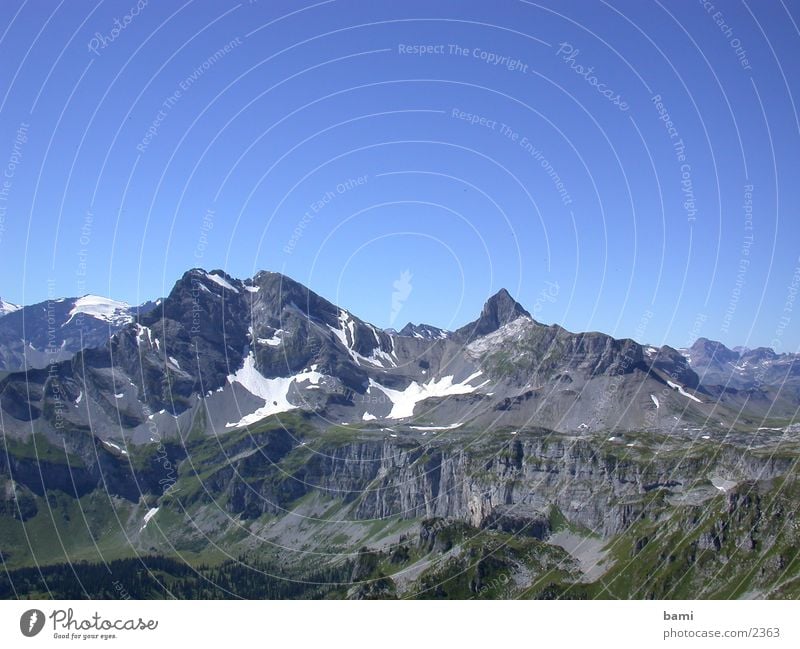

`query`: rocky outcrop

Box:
[173,430,795,539]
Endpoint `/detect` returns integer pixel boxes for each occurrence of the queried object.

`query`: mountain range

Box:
[0,268,796,443]
[0,269,798,599]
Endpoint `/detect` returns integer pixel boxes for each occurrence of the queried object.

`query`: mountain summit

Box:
[689,337,739,365]
[454,288,532,341]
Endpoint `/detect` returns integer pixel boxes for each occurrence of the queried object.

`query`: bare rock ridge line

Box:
[0,267,797,445]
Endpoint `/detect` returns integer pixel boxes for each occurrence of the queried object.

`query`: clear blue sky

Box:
[0,0,798,351]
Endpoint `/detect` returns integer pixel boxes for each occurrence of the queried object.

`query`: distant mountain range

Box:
[0,295,159,372]
[681,337,800,392]
[0,268,796,445]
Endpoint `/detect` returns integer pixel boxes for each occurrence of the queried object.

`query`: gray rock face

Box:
[648,345,699,389]
[177,427,796,541]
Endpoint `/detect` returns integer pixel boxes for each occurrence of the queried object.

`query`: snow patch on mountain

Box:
[339,310,356,347]
[367,323,382,347]
[206,272,239,293]
[466,316,532,356]
[140,507,159,531]
[329,312,357,356]
[367,348,397,368]
[258,330,284,347]
[225,353,325,427]
[136,324,155,348]
[328,310,397,368]
[102,440,128,455]
[666,380,703,403]
[0,298,20,317]
[67,295,132,326]
[369,373,488,419]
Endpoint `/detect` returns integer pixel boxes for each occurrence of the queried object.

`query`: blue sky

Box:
[0,0,798,351]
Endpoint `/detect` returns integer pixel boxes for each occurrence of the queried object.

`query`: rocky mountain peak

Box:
[398,322,449,340]
[689,337,739,364]
[455,288,531,342]
[740,346,778,363]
